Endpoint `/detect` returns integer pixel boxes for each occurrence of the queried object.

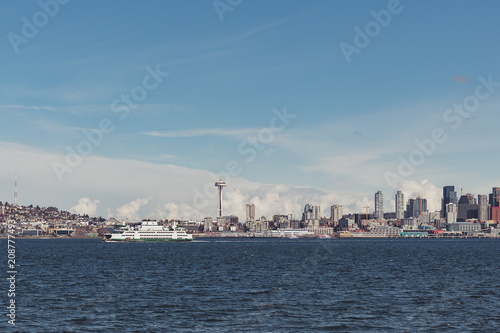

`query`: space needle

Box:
[215,179,226,218]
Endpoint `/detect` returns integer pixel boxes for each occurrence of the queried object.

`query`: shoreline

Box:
[1,235,498,240]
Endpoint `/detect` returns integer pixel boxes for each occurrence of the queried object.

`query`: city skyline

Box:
[1,1,500,219]
[2,176,499,222]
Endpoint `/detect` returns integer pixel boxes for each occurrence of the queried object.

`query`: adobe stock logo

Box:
[7,0,71,54]
[213,0,242,21]
[339,0,406,64]
[52,65,169,183]
[385,74,499,187]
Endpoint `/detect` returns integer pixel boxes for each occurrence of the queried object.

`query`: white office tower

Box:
[395,191,404,220]
[246,203,255,222]
[375,191,384,219]
[446,203,457,224]
[330,205,343,225]
[312,205,321,220]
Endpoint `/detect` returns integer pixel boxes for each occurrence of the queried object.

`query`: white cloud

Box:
[111,197,152,221]
[0,141,495,222]
[0,104,56,112]
[149,154,178,161]
[148,202,202,220]
[70,197,99,216]
[390,180,442,211]
[140,128,257,138]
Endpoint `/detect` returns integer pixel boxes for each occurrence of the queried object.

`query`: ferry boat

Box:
[103,220,193,242]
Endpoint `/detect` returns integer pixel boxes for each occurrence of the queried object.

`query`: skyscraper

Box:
[312,205,321,220]
[446,203,457,224]
[375,191,383,219]
[395,191,404,220]
[406,199,415,218]
[478,195,489,221]
[490,187,500,207]
[302,204,313,222]
[442,186,457,217]
[246,203,255,222]
[330,205,343,225]
[303,204,320,226]
[457,194,478,221]
[414,196,427,217]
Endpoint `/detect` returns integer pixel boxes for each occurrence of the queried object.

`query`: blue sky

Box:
[1,0,499,220]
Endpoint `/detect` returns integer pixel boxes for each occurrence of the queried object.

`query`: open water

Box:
[2,238,500,332]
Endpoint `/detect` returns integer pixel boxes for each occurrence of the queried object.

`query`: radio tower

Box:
[14,174,18,206]
[215,179,226,217]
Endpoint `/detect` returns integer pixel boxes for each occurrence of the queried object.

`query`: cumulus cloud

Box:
[148,202,202,220]
[70,197,99,216]
[213,184,371,220]
[390,179,442,211]
[0,141,485,222]
[110,197,152,221]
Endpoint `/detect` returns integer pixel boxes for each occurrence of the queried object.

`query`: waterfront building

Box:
[338,217,355,230]
[402,217,418,228]
[217,215,239,230]
[395,191,404,220]
[375,191,383,219]
[273,215,289,229]
[447,222,481,234]
[442,186,458,217]
[203,216,213,232]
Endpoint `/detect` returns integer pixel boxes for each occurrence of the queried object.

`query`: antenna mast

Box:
[14,174,18,206]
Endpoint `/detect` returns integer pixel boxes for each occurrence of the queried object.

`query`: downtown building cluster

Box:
[201,185,500,238]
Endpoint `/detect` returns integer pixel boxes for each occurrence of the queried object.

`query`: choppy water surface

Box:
[3,238,500,332]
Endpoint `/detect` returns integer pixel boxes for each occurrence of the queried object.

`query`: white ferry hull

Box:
[103,220,193,242]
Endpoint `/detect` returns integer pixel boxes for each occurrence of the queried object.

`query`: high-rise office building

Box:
[395,191,404,220]
[375,191,383,219]
[312,205,321,220]
[446,203,457,224]
[478,195,489,221]
[442,186,458,217]
[457,194,478,221]
[406,197,427,217]
[490,187,500,207]
[330,205,343,225]
[489,187,500,221]
[406,199,415,218]
[302,204,313,222]
[303,204,320,226]
[415,196,427,217]
[246,203,255,222]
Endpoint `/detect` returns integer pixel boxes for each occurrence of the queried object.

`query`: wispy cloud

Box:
[140,128,258,138]
[149,154,178,161]
[0,104,57,112]
[227,10,316,43]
